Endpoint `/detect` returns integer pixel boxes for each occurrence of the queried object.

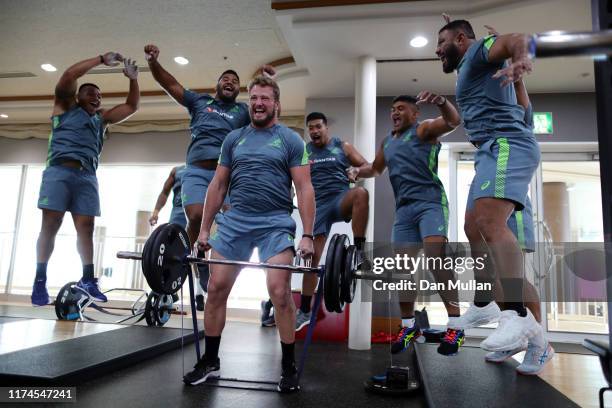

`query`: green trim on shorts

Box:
[494,138,510,198]
[45,116,60,167]
[300,140,309,165]
[428,144,449,233]
[515,210,525,249]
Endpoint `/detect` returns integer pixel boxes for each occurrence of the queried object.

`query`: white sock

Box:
[195,282,204,296]
[402,317,415,328]
[528,325,546,348]
[447,316,462,330]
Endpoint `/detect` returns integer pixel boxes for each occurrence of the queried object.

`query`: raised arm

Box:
[347,144,386,182]
[53,52,123,116]
[416,90,461,142]
[484,25,531,109]
[342,141,368,167]
[101,59,140,124]
[487,33,533,86]
[144,44,186,106]
[149,167,177,226]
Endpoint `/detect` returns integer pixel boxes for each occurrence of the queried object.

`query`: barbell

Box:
[116,223,400,314]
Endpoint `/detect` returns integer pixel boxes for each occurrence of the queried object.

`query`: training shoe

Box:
[277,365,300,393]
[481,309,540,352]
[295,309,311,332]
[516,341,554,375]
[454,302,501,329]
[485,339,528,363]
[437,328,465,356]
[261,299,273,324]
[356,249,372,272]
[77,278,107,303]
[31,279,50,306]
[391,325,423,354]
[195,294,204,311]
[183,357,221,385]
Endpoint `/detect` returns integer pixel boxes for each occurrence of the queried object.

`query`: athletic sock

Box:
[447,316,462,329]
[82,264,94,281]
[474,276,495,306]
[401,316,415,328]
[501,278,527,317]
[354,237,366,251]
[203,335,221,363]
[300,295,312,314]
[280,341,296,372]
[35,263,47,281]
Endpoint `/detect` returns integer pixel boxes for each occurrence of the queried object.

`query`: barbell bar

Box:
[117,251,321,274]
[115,223,427,314]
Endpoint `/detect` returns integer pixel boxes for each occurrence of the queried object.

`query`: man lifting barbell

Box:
[189,76,315,393]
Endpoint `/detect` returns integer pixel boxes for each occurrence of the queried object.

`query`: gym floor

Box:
[0,305,609,408]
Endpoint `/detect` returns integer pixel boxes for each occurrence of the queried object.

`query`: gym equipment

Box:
[54,281,174,327]
[364,343,421,395]
[117,224,411,315]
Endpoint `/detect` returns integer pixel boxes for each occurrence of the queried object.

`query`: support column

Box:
[591,0,612,355]
[349,56,376,350]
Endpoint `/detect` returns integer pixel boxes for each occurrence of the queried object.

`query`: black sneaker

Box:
[183,357,220,385]
[356,249,372,272]
[391,325,422,354]
[277,365,300,393]
[437,328,465,356]
[195,294,204,311]
[261,299,273,326]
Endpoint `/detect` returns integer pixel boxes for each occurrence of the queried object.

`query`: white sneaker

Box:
[480,309,540,352]
[485,339,528,363]
[454,302,501,329]
[516,341,554,375]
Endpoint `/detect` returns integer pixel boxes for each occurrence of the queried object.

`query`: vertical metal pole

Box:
[6,165,28,294]
[591,0,612,349]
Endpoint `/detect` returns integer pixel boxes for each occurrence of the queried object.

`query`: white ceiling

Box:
[276,0,595,98]
[0,0,598,124]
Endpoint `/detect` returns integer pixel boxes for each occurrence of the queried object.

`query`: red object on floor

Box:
[293,291,349,342]
[371,331,394,343]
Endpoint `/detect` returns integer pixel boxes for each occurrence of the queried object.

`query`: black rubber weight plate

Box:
[332,234,349,313]
[324,234,339,313]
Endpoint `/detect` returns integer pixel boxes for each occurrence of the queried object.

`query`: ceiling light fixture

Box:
[174,56,189,65]
[410,36,428,48]
[41,63,57,72]
[0,114,8,118]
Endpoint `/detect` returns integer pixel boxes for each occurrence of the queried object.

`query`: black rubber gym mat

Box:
[72,322,428,408]
[415,343,579,408]
[0,325,203,385]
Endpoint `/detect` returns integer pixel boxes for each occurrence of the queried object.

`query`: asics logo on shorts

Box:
[480,180,491,190]
[39,197,49,205]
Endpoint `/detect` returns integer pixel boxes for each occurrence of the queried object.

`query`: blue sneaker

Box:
[77,278,107,302]
[31,279,50,306]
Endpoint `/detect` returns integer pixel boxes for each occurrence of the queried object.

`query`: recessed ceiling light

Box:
[41,63,57,72]
[0,114,8,118]
[174,56,189,65]
[410,36,428,48]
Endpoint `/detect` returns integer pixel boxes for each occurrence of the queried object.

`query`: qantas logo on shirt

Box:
[309,157,337,165]
[205,106,235,120]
